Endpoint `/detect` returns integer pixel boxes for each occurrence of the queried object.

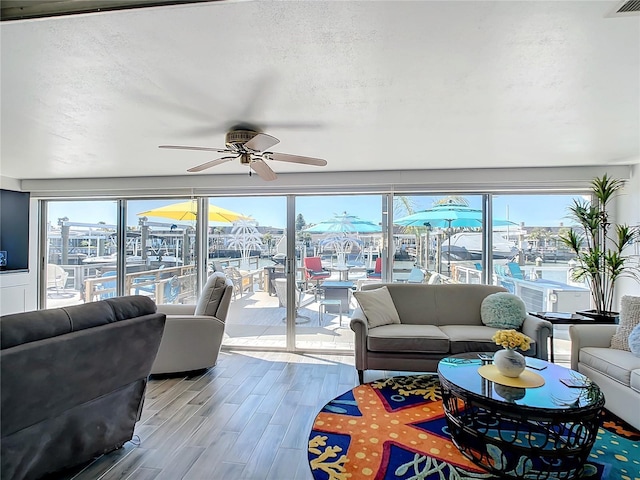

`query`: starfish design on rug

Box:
[311,383,484,478]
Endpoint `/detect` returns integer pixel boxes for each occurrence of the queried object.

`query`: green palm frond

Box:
[564,175,638,315]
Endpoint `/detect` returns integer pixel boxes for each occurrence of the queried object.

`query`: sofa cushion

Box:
[610,295,640,351]
[438,325,501,354]
[480,292,527,329]
[353,286,401,328]
[367,324,449,353]
[630,369,640,394]
[579,346,640,387]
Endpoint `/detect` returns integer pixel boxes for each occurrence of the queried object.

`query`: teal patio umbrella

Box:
[395,201,515,273]
[304,212,380,266]
[304,212,381,234]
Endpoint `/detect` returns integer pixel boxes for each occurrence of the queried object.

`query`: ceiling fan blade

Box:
[267,152,327,166]
[187,156,236,173]
[159,145,230,153]
[250,159,278,181]
[244,133,280,152]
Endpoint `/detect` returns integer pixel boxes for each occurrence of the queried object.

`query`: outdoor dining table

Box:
[321,281,354,314]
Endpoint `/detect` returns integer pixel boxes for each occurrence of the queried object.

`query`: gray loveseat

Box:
[350,283,552,383]
[1,296,166,480]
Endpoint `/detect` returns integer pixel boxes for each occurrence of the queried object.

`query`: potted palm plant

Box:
[559,174,639,321]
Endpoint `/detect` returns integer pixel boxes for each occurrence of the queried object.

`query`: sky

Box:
[47,193,586,230]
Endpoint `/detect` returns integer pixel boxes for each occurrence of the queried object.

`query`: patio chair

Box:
[506,262,525,280]
[406,266,426,283]
[46,264,69,293]
[273,278,312,324]
[303,256,331,297]
[224,266,253,299]
[366,257,382,279]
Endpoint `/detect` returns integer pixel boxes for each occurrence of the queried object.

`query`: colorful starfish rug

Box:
[307,374,640,480]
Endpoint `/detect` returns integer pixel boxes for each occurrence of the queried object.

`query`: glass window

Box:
[490,194,591,313]
[393,194,483,284]
[127,199,198,305]
[44,200,118,307]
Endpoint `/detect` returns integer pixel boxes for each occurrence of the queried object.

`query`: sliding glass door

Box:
[293,194,383,351]
[209,196,288,350]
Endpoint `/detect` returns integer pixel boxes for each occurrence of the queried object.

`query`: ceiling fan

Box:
[159,126,327,181]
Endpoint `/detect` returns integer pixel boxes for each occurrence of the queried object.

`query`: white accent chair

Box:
[150,272,233,375]
[570,324,640,430]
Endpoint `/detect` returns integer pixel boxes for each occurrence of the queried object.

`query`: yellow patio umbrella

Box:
[137,200,247,223]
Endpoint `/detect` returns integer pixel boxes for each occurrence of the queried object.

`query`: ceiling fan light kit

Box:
[159,127,327,181]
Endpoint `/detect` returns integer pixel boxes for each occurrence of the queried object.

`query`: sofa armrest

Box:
[157,304,196,316]
[349,307,369,370]
[521,314,552,360]
[569,324,617,371]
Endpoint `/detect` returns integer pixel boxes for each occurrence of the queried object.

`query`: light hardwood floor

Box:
[48,346,571,480]
[48,350,384,480]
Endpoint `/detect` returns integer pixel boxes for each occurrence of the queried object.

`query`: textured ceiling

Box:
[1,0,639,181]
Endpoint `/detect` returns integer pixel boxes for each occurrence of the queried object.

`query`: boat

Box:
[442,232,518,260]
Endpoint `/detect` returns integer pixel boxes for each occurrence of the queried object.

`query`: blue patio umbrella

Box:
[304,212,380,266]
[394,201,515,273]
[304,212,381,234]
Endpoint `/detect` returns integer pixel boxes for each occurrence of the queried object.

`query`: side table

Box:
[530,312,617,362]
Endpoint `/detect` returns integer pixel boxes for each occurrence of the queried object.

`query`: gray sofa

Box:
[0,296,166,480]
[350,283,552,383]
[570,324,640,430]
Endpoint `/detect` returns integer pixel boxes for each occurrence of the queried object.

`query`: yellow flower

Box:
[491,329,531,351]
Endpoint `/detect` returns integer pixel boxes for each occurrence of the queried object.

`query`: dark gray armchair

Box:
[1,296,166,480]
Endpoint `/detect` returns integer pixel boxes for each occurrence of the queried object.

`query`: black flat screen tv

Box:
[0,189,30,272]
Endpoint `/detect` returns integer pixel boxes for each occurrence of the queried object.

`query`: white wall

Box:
[615,163,640,307]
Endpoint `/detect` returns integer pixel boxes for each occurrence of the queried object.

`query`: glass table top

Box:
[437,355,604,410]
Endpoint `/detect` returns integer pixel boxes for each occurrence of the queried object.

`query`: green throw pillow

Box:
[481,292,527,329]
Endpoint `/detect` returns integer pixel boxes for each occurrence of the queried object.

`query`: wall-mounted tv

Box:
[0,189,30,272]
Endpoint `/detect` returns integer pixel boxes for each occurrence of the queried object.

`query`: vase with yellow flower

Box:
[491,329,532,377]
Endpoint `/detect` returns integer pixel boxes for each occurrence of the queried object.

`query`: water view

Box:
[44,193,590,352]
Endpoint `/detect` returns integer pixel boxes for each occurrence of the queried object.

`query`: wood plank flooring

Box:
[48,349,571,480]
[49,350,389,480]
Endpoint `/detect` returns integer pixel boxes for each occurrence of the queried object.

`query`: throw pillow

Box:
[610,295,640,351]
[353,286,401,328]
[480,292,527,329]
[628,324,640,358]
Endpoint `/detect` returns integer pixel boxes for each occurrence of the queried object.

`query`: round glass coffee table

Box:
[437,355,604,480]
